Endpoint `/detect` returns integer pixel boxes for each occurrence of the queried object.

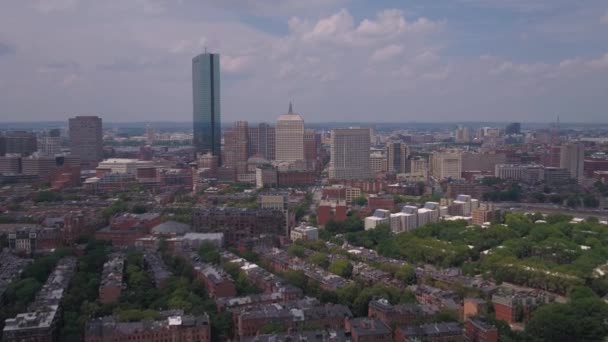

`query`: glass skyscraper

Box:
[192,52,221,162]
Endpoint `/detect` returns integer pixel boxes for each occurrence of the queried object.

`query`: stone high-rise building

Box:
[431,150,462,180]
[329,128,371,180]
[69,116,103,165]
[38,128,62,156]
[275,103,304,163]
[192,52,221,162]
[560,141,585,181]
[223,121,249,175]
[304,129,318,171]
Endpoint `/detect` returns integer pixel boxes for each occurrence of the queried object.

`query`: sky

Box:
[0,0,607,123]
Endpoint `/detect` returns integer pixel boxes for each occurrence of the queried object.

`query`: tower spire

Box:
[288,101,293,114]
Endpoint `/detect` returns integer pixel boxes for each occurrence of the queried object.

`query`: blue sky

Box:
[0,0,607,123]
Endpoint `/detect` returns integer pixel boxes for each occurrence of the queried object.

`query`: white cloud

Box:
[222,55,253,74]
[2,1,608,122]
[371,44,404,62]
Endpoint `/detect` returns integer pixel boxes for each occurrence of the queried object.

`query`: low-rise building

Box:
[290,225,319,242]
[84,310,211,342]
[395,322,463,341]
[368,299,433,327]
[345,317,392,342]
[464,317,498,342]
[99,253,125,304]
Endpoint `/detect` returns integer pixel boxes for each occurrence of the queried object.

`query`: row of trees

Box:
[58,239,110,341]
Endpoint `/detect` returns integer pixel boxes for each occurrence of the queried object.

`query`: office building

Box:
[275,103,304,163]
[431,151,462,180]
[223,121,249,175]
[0,156,21,175]
[248,123,276,160]
[69,116,103,165]
[38,129,61,156]
[560,142,585,181]
[1,131,37,156]
[369,151,387,174]
[304,129,318,170]
[192,52,221,161]
[21,156,57,181]
[387,142,408,174]
[329,128,371,180]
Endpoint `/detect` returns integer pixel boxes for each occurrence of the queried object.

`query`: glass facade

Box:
[192,53,221,161]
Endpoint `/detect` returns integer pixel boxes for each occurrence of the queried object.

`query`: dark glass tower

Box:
[192,52,221,163]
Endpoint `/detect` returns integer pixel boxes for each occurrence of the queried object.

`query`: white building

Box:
[290,225,319,241]
[275,103,305,163]
[364,209,390,230]
[431,151,462,180]
[97,158,155,175]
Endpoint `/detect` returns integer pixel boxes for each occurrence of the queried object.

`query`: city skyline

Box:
[1,1,607,123]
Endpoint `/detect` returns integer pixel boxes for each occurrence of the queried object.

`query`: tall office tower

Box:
[145,124,156,145]
[505,122,521,135]
[304,129,318,170]
[192,52,221,163]
[0,131,37,156]
[38,129,61,156]
[329,128,371,180]
[430,150,462,180]
[275,103,304,163]
[387,142,408,174]
[248,123,276,160]
[455,126,471,143]
[69,116,103,165]
[560,142,585,181]
[223,121,249,175]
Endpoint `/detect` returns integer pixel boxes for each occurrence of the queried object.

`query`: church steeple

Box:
[288,101,293,114]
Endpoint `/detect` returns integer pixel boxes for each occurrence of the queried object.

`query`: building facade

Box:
[329,128,371,180]
[275,103,304,163]
[192,52,221,161]
[69,116,103,165]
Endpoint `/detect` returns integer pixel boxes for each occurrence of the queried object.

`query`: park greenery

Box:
[344,213,608,296]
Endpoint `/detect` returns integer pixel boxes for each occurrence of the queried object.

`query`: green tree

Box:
[308,252,329,268]
[395,264,416,285]
[328,259,353,278]
[353,196,368,206]
[287,244,307,258]
[198,242,220,264]
[525,297,608,342]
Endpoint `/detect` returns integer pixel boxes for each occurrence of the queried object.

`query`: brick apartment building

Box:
[98,254,125,304]
[192,208,285,245]
[395,322,463,341]
[316,200,347,226]
[368,299,431,327]
[345,318,392,342]
[464,317,498,342]
[85,311,210,342]
[95,213,162,247]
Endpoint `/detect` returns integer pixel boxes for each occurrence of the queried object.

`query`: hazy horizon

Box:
[1,0,607,123]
